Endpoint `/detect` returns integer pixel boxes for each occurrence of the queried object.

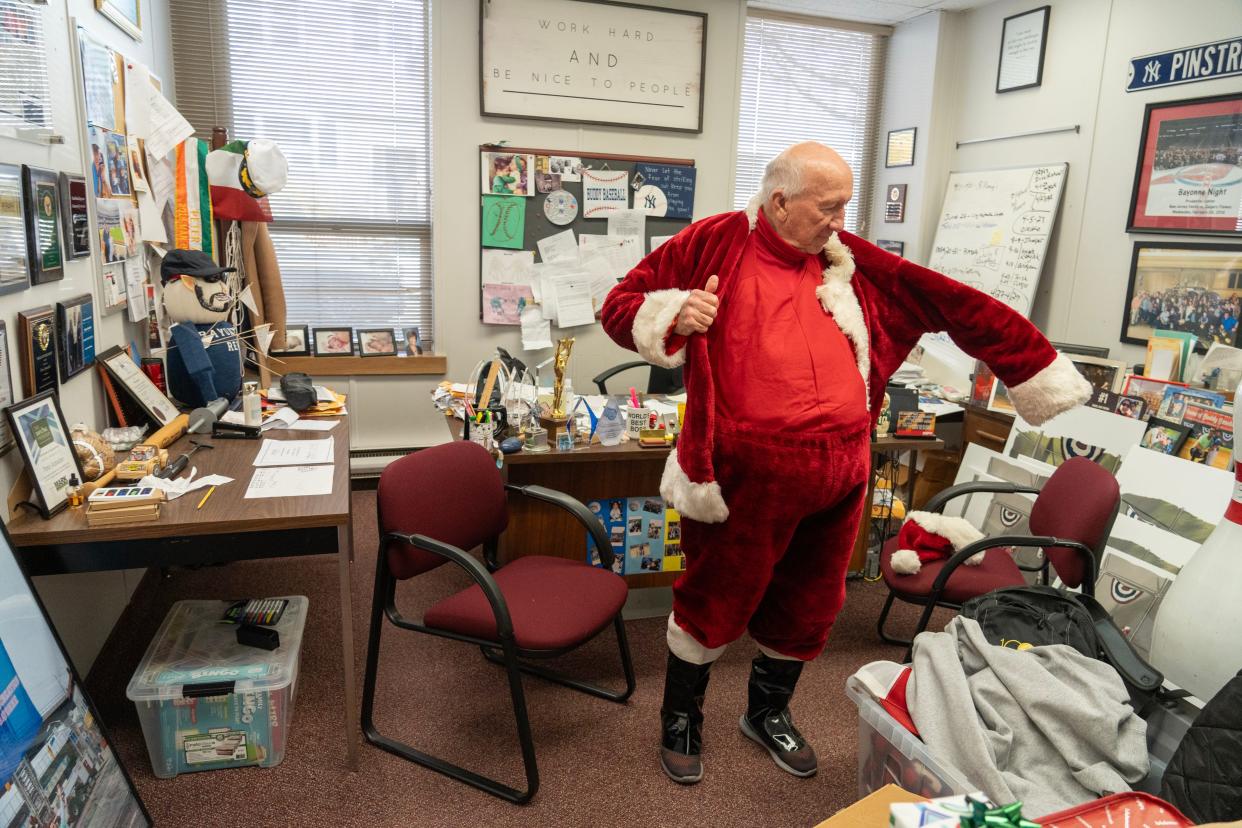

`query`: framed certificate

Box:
[996,6,1050,93]
[5,391,84,518]
[97,345,179,427]
[21,166,64,285]
[885,128,916,168]
[0,163,30,295]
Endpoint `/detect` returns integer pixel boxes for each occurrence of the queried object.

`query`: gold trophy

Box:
[539,337,575,444]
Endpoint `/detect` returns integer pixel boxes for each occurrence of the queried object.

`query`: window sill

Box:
[269,354,446,377]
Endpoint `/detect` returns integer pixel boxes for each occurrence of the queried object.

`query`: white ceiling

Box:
[749,0,997,26]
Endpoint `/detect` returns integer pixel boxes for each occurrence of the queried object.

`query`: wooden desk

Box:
[7,419,359,770]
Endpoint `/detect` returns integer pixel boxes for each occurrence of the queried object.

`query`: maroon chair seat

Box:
[880,536,1024,604]
[425,556,629,651]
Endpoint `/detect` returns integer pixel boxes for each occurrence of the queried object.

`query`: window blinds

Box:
[0,0,53,133]
[169,0,434,342]
[734,13,886,237]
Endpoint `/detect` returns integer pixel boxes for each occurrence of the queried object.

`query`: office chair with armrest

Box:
[360,440,635,804]
[592,361,684,395]
[876,456,1121,661]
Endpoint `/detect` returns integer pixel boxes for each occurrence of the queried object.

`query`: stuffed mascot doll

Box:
[160,249,243,409]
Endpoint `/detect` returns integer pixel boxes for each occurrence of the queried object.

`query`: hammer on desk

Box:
[157,440,213,479]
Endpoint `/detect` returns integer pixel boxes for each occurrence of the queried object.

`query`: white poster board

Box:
[480,0,706,132]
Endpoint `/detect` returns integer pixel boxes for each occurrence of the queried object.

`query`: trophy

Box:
[539,337,575,445]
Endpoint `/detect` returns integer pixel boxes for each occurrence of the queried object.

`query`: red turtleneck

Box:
[710,209,868,432]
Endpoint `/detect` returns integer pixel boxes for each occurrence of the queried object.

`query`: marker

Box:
[629,387,639,408]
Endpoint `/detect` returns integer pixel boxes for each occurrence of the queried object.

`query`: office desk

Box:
[7,419,359,770]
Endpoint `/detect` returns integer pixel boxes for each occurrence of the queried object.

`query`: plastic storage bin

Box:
[846,674,1200,800]
[126,596,308,778]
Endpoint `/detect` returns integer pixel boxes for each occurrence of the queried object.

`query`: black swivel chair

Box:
[592,361,684,395]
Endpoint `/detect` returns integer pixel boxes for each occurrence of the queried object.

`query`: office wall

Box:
[0,0,174,673]
[343,0,748,451]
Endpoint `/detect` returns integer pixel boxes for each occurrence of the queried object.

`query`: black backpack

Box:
[1162,670,1242,822]
[961,585,1164,706]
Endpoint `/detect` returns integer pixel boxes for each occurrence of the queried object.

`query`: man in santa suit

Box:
[601,142,1091,785]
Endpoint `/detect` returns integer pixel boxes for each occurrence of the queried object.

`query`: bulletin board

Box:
[478,144,696,322]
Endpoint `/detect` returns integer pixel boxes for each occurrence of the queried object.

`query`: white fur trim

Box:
[631,289,691,369]
[745,194,764,230]
[905,511,985,551]
[659,449,729,524]
[757,643,805,661]
[890,548,923,575]
[1006,353,1093,427]
[815,233,871,404]
[667,613,727,664]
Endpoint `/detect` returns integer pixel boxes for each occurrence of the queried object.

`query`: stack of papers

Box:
[244,437,336,499]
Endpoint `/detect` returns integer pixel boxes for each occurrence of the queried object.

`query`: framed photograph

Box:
[58,173,91,259]
[1121,241,1242,353]
[996,5,1050,93]
[0,522,152,826]
[271,324,310,356]
[358,328,397,357]
[884,184,907,223]
[5,391,84,518]
[876,239,904,257]
[1140,417,1191,455]
[885,128,916,168]
[95,0,141,41]
[313,328,354,357]
[97,345,178,427]
[402,326,424,356]
[1067,355,1128,394]
[0,163,30,295]
[987,378,1015,416]
[480,0,706,133]
[1127,92,1242,236]
[1122,374,1187,414]
[16,306,57,397]
[21,166,63,285]
[55,294,95,383]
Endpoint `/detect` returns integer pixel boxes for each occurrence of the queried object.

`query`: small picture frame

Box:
[59,173,91,259]
[987,377,1015,416]
[996,5,1050,93]
[0,163,30,295]
[96,345,178,427]
[271,324,310,356]
[885,128,916,168]
[402,326,424,356]
[1067,355,1128,394]
[1139,418,1191,456]
[884,184,907,223]
[5,390,85,518]
[313,327,354,357]
[21,165,64,285]
[358,328,397,357]
[56,294,95,382]
[95,0,142,41]
[876,239,904,257]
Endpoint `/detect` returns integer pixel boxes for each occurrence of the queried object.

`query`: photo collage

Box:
[586,496,683,576]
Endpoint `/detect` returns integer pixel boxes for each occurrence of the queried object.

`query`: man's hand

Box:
[673,275,720,336]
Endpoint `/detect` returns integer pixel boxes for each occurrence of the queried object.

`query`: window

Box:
[734,12,886,237]
[170,0,433,343]
[0,0,53,137]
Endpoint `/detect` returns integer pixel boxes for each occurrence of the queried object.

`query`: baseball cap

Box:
[160,249,236,283]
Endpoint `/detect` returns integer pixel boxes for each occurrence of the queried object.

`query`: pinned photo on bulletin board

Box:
[481,152,535,197]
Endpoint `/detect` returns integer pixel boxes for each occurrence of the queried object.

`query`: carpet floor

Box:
[84,489,950,827]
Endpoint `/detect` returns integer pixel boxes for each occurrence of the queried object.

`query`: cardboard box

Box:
[813,784,924,828]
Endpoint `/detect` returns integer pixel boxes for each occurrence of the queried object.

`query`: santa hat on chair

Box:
[890,511,986,575]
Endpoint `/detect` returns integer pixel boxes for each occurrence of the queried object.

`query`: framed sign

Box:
[56,294,95,382]
[0,163,30,295]
[95,0,142,41]
[480,0,707,133]
[1127,92,1242,236]
[1121,241,1242,353]
[885,127,916,168]
[996,5,1049,93]
[17,306,57,397]
[21,166,63,285]
[876,239,904,257]
[884,184,907,223]
[97,345,178,427]
[5,391,84,518]
[58,173,91,259]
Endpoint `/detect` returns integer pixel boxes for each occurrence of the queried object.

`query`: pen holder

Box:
[627,407,648,438]
[465,419,495,451]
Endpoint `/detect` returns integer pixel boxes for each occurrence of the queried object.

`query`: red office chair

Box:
[360,441,635,804]
[877,456,1120,660]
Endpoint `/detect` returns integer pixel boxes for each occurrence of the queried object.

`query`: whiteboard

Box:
[926,163,1068,316]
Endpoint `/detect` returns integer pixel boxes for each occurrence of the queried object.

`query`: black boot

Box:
[659,651,713,784]
[739,654,817,777]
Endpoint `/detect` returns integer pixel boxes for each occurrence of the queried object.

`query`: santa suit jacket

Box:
[601,201,1091,524]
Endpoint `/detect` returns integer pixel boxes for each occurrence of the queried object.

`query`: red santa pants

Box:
[673,421,870,661]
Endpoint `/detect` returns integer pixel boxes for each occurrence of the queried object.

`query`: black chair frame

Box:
[592,360,684,395]
[877,479,1117,662]
[360,483,636,805]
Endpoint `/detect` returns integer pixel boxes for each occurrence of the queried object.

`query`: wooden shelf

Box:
[268,355,447,377]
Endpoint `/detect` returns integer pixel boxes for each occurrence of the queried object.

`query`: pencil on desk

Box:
[196,485,217,510]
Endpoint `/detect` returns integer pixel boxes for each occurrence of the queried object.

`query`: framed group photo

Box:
[1121,241,1242,352]
[1127,92,1242,236]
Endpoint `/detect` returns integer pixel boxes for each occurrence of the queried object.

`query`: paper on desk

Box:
[536,229,578,264]
[261,407,299,431]
[142,84,194,161]
[520,305,553,350]
[253,436,335,467]
[281,419,338,432]
[245,465,334,499]
[138,471,234,501]
[550,275,596,328]
[481,249,535,285]
[266,385,335,403]
[607,209,646,238]
[650,235,674,252]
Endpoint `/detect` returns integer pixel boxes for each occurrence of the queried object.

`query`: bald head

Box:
[759,141,854,253]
